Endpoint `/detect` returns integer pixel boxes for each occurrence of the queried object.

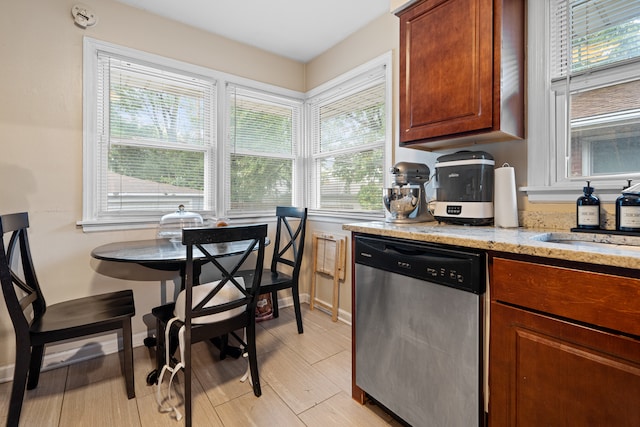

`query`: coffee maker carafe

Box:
[383,162,434,223]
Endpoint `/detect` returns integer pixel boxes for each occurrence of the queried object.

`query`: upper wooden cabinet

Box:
[396,0,525,150]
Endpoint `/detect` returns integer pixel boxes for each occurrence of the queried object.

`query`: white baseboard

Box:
[0,331,150,384]
[306,295,352,325]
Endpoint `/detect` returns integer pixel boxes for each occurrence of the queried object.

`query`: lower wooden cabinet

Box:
[489,256,640,426]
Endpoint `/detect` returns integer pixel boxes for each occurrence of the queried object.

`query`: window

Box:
[83,38,304,230]
[307,56,390,215]
[83,40,217,227]
[99,54,215,213]
[226,85,302,214]
[552,0,640,179]
[83,39,388,229]
[527,0,640,201]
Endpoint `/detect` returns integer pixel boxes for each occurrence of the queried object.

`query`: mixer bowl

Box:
[383,187,419,219]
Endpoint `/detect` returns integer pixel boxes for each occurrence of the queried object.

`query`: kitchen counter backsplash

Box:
[519,210,574,230]
[519,208,616,231]
[343,218,640,270]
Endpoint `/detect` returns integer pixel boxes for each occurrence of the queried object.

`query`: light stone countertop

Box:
[342,221,640,270]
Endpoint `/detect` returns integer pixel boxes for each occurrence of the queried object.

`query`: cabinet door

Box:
[490,302,640,427]
[398,0,494,143]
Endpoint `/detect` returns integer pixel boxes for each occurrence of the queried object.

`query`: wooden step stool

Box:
[310,232,346,322]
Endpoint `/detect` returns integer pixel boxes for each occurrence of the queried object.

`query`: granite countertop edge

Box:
[342,221,640,270]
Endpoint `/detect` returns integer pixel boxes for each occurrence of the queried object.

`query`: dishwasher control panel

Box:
[354,235,485,294]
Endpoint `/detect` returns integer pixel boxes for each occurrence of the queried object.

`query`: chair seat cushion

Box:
[174,278,245,324]
[30,290,135,335]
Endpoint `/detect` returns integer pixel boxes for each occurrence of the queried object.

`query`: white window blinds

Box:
[225,85,301,214]
[309,66,386,212]
[551,0,640,79]
[96,53,216,214]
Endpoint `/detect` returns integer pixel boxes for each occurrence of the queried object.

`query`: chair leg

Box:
[8,341,30,427]
[219,334,229,360]
[184,340,192,427]
[246,322,261,397]
[26,344,44,390]
[123,319,135,399]
[292,284,303,334]
[155,318,166,381]
[271,290,279,318]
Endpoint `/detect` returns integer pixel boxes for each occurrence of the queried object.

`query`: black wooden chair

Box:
[259,206,308,333]
[152,223,267,426]
[0,212,135,427]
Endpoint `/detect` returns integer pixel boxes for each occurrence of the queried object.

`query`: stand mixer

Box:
[383,162,435,223]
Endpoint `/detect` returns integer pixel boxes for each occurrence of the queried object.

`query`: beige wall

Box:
[303,11,432,323]
[0,0,304,371]
[0,0,568,374]
[306,13,398,90]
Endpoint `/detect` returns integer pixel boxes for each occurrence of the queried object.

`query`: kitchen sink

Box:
[530,232,640,252]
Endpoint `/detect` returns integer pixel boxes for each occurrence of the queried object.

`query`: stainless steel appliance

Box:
[354,234,485,427]
[433,151,495,225]
[383,162,434,223]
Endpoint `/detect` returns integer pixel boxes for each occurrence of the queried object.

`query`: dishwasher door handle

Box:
[357,238,432,258]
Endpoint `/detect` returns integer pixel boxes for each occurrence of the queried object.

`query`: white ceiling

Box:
[114,0,391,63]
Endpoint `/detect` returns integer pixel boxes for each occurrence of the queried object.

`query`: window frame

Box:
[81,37,304,231]
[304,52,392,219]
[525,1,640,203]
[224,84,304,216]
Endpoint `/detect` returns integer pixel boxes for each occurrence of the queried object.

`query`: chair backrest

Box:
[0,212,47,342]
[270,207,308,279]
[181,224,267,327]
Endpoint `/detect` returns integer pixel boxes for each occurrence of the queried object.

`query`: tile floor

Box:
[0,305,401,426]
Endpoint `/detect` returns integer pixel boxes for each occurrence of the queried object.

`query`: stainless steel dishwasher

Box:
[354,234,485,427]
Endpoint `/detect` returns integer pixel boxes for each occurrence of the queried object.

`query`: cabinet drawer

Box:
[491,257,640,336]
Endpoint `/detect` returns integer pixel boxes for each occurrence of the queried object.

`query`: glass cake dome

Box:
[157,204,204,241]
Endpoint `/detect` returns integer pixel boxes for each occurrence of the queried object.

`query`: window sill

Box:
[79,210,385,232]
[79,213,299,233]
[77,218,160,233]
[308,210,385,223]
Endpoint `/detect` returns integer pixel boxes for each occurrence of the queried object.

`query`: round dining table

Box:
[91,235,269,376]
[92,236,269,286]
[92,237,265,272]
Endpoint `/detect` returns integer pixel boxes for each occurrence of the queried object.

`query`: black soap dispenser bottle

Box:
[616,180,640,232]
[577,181,600,230]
